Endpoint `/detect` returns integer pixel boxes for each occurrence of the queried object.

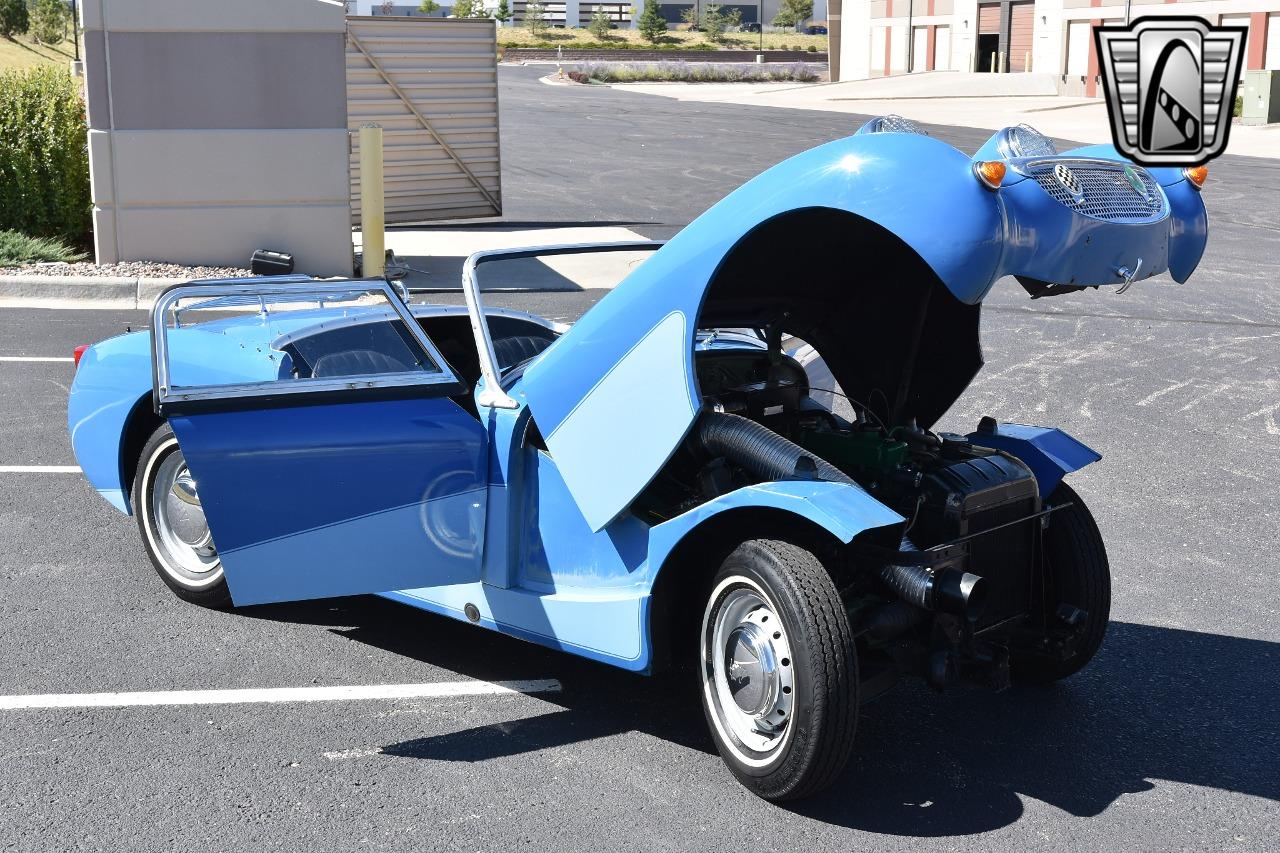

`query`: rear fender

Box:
[67,330,156,514]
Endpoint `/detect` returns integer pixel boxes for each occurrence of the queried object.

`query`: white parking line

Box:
[0,679,562,711]
[0,356,74,363]
[0,465,81,473]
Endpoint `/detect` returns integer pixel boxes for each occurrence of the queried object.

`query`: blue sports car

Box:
[67,120,1209,800]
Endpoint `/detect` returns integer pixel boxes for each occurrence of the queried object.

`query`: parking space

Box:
[0,65,1276,852]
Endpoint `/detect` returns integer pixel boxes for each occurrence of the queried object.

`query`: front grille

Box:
[1028,161,1167,222]
[967,499,1038,630]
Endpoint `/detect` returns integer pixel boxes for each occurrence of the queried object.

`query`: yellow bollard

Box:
[359,123,386,280]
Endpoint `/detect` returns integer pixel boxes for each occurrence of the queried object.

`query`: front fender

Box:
[967,422,1102,498]
[1057,143,1207,283]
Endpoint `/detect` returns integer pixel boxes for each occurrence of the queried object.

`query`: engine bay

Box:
[636,341,1060,690]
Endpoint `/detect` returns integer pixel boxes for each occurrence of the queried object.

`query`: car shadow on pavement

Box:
[244,599,1278,836]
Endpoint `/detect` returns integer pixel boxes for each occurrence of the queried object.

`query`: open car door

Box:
[151,280,487,606]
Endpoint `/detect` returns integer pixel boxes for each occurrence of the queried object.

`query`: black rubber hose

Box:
[882,539,986,617]
[694,412,984,617]
[695,412,854,485]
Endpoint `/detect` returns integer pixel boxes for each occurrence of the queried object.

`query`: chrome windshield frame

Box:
[151,278,459,410]
[460,241,664,409]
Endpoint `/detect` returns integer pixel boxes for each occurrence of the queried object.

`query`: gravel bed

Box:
[0,261,252,279]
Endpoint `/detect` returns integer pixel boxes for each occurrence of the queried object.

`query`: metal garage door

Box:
[978,3,1001,34]
[347,16,502,226]
[1009,1,1034,72]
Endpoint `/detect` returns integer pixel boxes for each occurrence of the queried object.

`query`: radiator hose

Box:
[696,412,854,485]
[695,412,985,619]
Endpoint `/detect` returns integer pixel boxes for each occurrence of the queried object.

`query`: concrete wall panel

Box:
[114,205,353,273]
[81,0,346,33]
[107,131,352,206]
[82,0,352,276]
[103,33,347,131]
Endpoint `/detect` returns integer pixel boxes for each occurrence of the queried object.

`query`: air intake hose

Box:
[882,539,986,618]
[696,412,854,485]
[695,412,984,619]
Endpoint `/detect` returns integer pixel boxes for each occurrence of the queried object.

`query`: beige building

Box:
[837,0,1280,95]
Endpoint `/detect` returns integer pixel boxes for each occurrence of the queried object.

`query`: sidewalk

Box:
[357,225,653,293]
[608,74,1280,160]
[0,225,653,309]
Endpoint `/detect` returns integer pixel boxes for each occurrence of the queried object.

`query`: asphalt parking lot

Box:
[1,65,1277,851]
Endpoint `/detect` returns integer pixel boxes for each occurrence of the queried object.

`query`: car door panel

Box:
[171,396,487,606]
[151,280,489,606]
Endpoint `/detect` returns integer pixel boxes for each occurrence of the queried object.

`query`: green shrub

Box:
[0,228,86,265]
[1234,95,1242,118]
[0,66,91,245]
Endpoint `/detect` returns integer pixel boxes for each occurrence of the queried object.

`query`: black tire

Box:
[698,539,858,801]
[132,423,231,608]
[1014,482,1111,683]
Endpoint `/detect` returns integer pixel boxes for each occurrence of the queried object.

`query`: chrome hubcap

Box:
[703,581,795,763]
[149,446,220,581]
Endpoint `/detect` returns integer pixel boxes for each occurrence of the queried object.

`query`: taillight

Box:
[73,344,89,368]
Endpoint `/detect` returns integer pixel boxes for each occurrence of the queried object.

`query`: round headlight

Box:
[998,124,1058,159]
[856,115,929,137]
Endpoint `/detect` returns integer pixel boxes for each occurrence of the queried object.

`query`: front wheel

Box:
[132,424,231,608]
[699,539,858,801]
[1013,482,1111,683]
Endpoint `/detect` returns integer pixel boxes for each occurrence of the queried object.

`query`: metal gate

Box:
[347,16,502,226]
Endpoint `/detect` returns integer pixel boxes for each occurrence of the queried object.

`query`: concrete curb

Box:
[0,276,188,309]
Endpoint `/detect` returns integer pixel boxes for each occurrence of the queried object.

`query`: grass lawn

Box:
[498,26,828,52]
[0,33,82,72]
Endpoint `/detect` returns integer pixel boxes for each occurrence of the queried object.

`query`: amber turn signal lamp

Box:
[1183,165,1209,189]
[973,160,1006,190]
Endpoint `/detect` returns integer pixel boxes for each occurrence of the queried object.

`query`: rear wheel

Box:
[699,539,858,801]
[1014,482,1110,683]
[132,424,231,608]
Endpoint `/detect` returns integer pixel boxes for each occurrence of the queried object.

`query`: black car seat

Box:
[311,349,409,378]
[492,335,554,373]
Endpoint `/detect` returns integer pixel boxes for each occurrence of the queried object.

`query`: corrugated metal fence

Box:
[347,16,502,225]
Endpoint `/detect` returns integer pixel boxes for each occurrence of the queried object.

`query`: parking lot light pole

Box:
[359,123,386,280]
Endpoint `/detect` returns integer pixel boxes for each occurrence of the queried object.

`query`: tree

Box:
[30,0,67,45]
[698,4,740,43]
[773,0,812,32]
[588,5,611,40]
[452,0,486,17]
[636,0,666,44]
[492,0,512,24]
[523,0,547,35]
[0,0,29,39]
[417,0,440,14]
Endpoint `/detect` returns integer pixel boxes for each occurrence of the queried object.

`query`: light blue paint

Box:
[544,310,697,531]
[66,127,1210,674]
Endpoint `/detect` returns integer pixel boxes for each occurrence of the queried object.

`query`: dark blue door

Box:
[152,280,488,606]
